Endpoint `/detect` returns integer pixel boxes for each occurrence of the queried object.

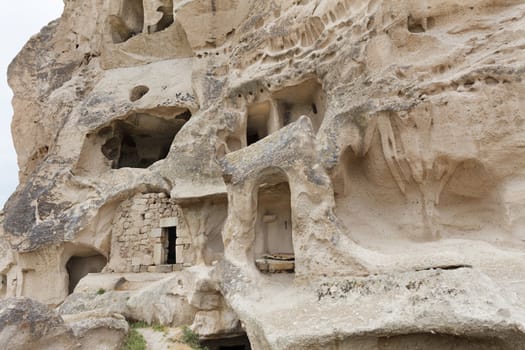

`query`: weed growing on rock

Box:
[152,323,167,333]
[181,326,209,350]
[123,327,146,350]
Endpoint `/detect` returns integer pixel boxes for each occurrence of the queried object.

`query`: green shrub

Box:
[152,323,167,333]
[96,288,106,295]
[181,326,209,350]
[122,328,146,350]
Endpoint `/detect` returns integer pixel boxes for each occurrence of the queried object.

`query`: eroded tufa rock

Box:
[2,0,525,349]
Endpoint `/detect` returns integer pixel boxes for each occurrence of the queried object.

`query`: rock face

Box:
[0,297,76,350]
[0,297,127,350]
[2,0,525,349]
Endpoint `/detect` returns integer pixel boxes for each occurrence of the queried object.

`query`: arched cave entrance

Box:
[254,171,294,273]
[66,253,107,294]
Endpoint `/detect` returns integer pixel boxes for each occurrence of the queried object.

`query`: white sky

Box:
[0,1,64,208]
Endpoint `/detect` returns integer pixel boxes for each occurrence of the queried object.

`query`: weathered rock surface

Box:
[0,298,127,350]
[63,313,129,350]
[59,267,240,337]
[219,265,525,349]
[0,297,76,350]
[3,0,525,349]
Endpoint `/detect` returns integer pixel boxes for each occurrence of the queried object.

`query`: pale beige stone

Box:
[3,0,525,349]
[159,216,178,228]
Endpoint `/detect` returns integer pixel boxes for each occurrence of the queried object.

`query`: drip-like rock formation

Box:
[2,0,525,349]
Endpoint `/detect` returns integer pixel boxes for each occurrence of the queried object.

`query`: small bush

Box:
[152,323,167,333]
[96,288,106,295]
[122,328,146,350]
[181,326,209,350]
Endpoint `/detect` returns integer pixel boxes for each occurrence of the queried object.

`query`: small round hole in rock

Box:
[130,85,150,102]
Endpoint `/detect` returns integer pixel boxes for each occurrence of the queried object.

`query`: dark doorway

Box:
[167,226,177,264]
[66,254,107,294]
[200,334,251,350]
[246,104,270,146]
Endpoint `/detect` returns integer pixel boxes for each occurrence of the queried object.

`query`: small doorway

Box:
[246,103,270,146]
[66,254,107,294]
[254,179,295,273]
[166,226,177,264]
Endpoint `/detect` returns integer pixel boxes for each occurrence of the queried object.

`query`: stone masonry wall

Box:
[106,192,179,273]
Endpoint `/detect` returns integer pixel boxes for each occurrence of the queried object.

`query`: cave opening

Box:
[200,333,252,350]
[130,85,149,101]
[241,80,325,149]
[99,109,191,169]
[246,102,271,146]
[273,79,326,133]
[109,0,177,43]
[0,274,6,297]
[254,172,294,273]
[109,0,145,43]
[407,16,435,33]
[66,254,107,294]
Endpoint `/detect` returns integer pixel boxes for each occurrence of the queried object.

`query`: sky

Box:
[0,1,64,208]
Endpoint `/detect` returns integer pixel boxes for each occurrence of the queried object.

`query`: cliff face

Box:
[2,1,525,349]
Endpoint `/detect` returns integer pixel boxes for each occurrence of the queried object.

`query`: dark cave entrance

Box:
[66,254,107,294]
[246,103,270,146]
[200,333,252,350]
[99,110,191,169]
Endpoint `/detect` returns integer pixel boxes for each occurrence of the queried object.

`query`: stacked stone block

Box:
[108,192,179,272]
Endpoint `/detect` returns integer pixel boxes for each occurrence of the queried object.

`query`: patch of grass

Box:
[181,326,209,350]
[130,321,148,329]
[96,288,106,295]
[152,323,167,333]
[122,328,146,350]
